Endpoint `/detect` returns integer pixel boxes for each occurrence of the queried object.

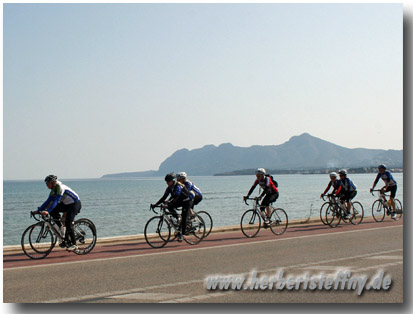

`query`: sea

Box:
[3,173,403,246]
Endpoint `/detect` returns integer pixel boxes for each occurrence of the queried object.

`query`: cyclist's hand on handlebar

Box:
[40,211,49,217]
[369,188,373,193]
[243,196,248,202]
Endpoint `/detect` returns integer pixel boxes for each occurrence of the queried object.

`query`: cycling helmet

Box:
[164,173,176,182]
[378,164,387,170]
[329,172,338,178]
[44,175,58,183]
[176,172,187,180]
[338,169,347,176]
[255,168,266,175]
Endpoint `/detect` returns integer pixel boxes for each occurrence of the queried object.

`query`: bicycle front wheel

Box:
[21,223,55,259]
[196,211,213,237]
[372,200,385,222]
[184,214,206,245]
[144,216,171,248]
[240,209,261,238]
[325,205,341,228]
[350,201,364,225]
[73,218,97,255]
[319,202,330,225]
[269,208,288,235]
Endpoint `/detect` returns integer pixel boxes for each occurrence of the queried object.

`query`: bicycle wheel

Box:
[144,216,171,248]
[269,208,288,235]
[184,214,206,245]
[350,201,364,225]
[22,223,55,259]
[319,202,330,225]
[240,209,261,238]
[392,199,403,220]
[196,211,213,237]
[73,218,97,255]
[325,205,341,228]
[372,200,385,222]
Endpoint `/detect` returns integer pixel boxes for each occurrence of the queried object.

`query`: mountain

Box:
[101,133,403,178]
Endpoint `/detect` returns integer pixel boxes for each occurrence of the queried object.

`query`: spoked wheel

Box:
[269,208,288,235]
[240,209,261,238]
[21,222,56,259]
[325,205,341,228]
[144,216,171,248]
[350,201,364,225]
[392,199,403,221]
[196,211,213,237]
[184,214,206,245]
[73,218,97,255]
[319,202,330,225]
[372,200,385,222]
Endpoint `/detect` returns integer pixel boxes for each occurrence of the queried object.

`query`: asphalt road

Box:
[3,218,403,303]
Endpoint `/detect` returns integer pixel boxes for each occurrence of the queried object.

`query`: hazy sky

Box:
[3,3,403,180]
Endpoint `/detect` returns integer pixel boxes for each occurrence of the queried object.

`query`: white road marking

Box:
[107,292,185,301]
[5,224,403,271]
[364,255,403,260]
[43,248,402,303]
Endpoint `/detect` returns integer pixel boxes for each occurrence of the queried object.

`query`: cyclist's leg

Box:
[181,200,193,235]
[265,193,279,219]
[64,201,81,246]
[50,207,63,228]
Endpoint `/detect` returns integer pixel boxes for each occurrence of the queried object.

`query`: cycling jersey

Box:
[323,179,341,195]
[39,182,80,213]
[335,178,357,195]
[183,180,202,197]
[373,171,397,187]
[155,182,193,208]
[247,176,278,197]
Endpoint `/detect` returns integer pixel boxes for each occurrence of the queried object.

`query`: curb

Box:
[3,217,321,255]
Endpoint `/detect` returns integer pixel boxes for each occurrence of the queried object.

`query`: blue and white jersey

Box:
[374,171,397,186]
[338,178,357,192]
[162,182,194,202]
[39,181,80,213]
[183,180,202,197]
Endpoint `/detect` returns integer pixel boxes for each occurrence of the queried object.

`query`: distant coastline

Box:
[213,167,404,176]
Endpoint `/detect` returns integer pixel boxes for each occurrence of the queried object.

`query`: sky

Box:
[3,3,403,180]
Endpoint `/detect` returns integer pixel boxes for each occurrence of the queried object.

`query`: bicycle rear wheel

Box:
[73,218,97,255]
[184,214,206,245]
[21,223,55,259]
[144,216,171,248]
[196,210,213,237]
[269,208,288,235]
[372,200,385,222]
[240,209,261,238]
[319,202,330,225]
[392,199,403,220]
[325,205,341,228]
[350,201,364,225]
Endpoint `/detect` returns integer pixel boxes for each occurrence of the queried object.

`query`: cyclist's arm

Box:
[246,181,258,197]
[44,195,63,213]
[38,196,53,211]
[155,189,170,206]
[323,182,332,195]
[371,173,381,190]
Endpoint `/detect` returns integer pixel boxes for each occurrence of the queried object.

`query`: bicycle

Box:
[144,204,206,248]
[21,212,97,259]
[371,190,403,222]
[193,210,213,238]
[240,197,288,238]
[320,194,338,225]
[324,194,364,228]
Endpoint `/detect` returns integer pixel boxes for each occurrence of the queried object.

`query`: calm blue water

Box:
[3,174,403,246]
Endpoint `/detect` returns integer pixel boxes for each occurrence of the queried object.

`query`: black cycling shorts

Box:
[339,190,357,202]
[384,185,397,198]
[260,192,279,208]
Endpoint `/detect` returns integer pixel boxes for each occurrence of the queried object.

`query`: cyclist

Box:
[320,172,340,198]
[33,175,82,252]
[151,173,194,242]
[243,168,279,226]
[333,169,357,219]
[177,172,202,216]
[370,164,398,219]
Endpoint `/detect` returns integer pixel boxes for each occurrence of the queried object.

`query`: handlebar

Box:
[30,211,53,222]
[243,197,260,206]
[321,194,337,202]
[149,204,168,214]
[371,189,390,196]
